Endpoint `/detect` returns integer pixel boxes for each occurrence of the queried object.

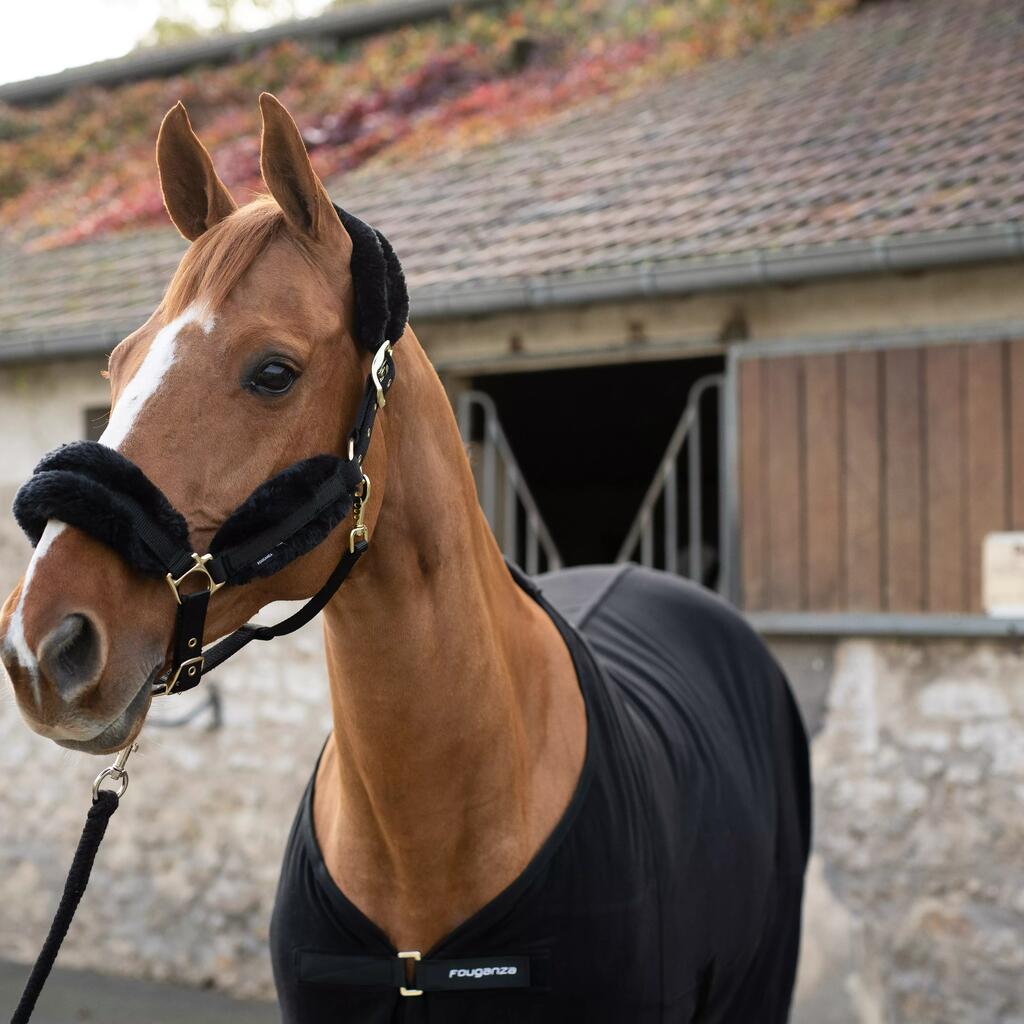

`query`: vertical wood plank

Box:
[924,344,966,611]
[1009,340,1024,528]
[765,357,804,610]
[739,360,768,609]
[803,354,842,610]
[884,347,924,611]
[843,350,883,610]
[965,341,1008,611]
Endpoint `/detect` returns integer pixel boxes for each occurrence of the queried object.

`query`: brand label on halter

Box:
[417,956,531,991]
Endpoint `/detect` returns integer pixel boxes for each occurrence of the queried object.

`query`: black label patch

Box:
[417,956,531,991]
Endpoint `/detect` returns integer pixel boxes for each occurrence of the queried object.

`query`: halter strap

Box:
[156,337,396,695]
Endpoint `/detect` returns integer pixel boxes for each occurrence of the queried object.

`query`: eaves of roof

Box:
[410,224,1024,318]
[2,222,1020,365]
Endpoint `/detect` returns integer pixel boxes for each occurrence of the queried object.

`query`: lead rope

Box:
[9,747,135,1024]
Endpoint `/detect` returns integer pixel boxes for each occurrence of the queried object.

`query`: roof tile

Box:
[2,0,1022,352]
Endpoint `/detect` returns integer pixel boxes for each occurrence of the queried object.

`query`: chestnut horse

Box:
[1,96,808,1022]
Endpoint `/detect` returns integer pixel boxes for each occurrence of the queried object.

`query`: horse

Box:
[0,94,810,1023]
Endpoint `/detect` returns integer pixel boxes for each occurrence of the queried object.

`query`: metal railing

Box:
[615,374,724,589]
[456,390,562,574]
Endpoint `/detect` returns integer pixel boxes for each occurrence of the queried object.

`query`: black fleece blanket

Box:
[270,564,811,1023]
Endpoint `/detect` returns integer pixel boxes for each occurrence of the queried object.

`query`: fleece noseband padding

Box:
[14,442,363,587]
[14,441,192,577]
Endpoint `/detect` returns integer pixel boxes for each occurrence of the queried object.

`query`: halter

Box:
[12,203,408,699]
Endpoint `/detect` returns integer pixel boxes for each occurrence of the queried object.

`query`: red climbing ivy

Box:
[0,0,854,249]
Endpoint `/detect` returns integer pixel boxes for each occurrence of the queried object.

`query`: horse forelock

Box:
[163,195,320,320]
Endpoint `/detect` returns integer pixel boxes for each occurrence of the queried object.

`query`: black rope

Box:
[10,790,120,1024]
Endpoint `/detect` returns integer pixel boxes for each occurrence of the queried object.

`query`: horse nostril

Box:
[37,613,103,699]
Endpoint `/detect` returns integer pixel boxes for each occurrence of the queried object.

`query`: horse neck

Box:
[315,334,585,950]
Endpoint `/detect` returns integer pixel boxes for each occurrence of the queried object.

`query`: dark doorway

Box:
[469,356,724,567]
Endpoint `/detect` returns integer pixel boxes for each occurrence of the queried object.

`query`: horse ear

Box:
[258,92,337,240]
[156,101,237,242]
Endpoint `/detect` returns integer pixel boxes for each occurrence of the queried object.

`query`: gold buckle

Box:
[397,951,422,997]
[164,553,225,605]
[163,655,204,696]
[371,341,393,409]
[349,474,371,553]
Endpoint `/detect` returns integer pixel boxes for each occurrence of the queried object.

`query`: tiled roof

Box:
[2,0,1023,360]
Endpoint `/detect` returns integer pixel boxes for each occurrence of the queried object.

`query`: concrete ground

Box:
[0,961,278,1023]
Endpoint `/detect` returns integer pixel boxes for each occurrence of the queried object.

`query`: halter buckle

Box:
[165,553,225,606]
[371,341,393,409]
[160,655,205,696]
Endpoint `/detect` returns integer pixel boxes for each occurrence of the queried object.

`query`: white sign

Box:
[983,532,1024,617]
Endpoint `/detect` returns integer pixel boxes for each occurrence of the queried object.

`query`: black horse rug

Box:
[270,563,811,1023]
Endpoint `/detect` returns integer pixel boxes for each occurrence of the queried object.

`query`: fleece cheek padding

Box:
[208,454,363,585]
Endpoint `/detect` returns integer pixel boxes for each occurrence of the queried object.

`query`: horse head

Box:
[0,94,395,754]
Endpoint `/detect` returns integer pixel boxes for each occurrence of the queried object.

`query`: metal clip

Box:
[92,742,137,802]
[371,341,393,410]
[349,474,371,553]
[164,552,225,606]
[397,951,423,997]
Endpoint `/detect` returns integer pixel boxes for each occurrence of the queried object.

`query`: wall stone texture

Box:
[0,619,332,1001]
[810,639,1024,1024]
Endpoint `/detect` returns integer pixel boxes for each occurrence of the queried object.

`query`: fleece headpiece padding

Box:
[334,204,408,353]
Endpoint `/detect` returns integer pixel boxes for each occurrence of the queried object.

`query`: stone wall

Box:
[5,624,1021,1019]
[0,618,331,1000]
[0,353,332,998]
[800,638,1024,1024]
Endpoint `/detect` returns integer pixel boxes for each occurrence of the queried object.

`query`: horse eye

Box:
[250,361,298,395]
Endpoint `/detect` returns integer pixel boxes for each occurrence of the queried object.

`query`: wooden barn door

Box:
[736,339,1024,615]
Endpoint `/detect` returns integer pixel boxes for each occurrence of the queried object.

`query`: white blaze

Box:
[6,520,67,687]
[99,302,213,451]
[6,302,214,679]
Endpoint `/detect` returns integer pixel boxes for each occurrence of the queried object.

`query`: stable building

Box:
[1,1,1023,1021]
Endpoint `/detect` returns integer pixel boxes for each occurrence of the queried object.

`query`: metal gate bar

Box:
[615,374,724,590]
[457,390,562,573]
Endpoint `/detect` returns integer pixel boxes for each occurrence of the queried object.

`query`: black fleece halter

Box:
[13,204,408,697]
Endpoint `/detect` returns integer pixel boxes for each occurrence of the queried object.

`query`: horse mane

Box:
[163,195,314,318]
